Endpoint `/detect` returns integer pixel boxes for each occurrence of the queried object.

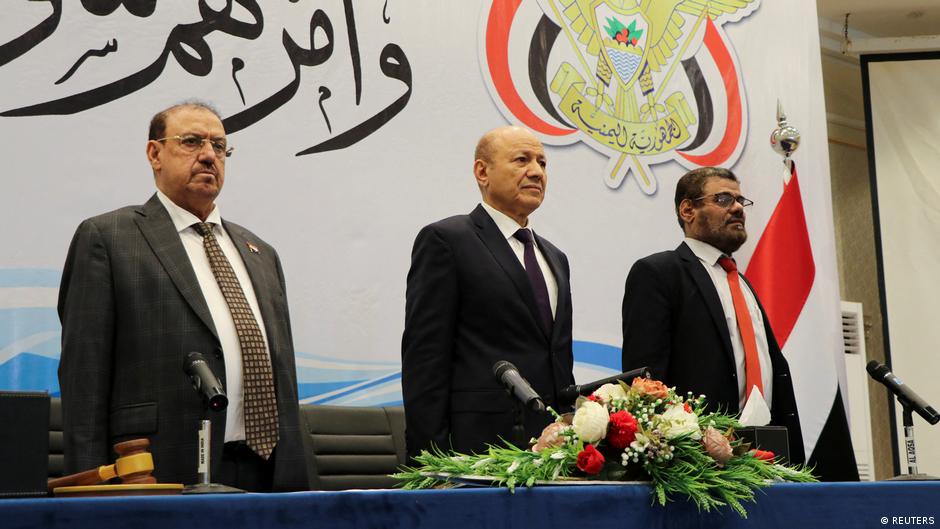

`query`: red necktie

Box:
[717,256,763,401]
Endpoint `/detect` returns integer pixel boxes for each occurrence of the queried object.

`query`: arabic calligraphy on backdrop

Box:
[0,0,412,156]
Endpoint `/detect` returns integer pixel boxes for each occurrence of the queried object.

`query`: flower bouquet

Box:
[394,377,816,517]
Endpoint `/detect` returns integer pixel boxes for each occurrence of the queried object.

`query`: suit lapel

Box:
[135,194,218,339]
[470,205,550,340]
[676,242,734,363]
[225,221,279,361]
[225,222,268,310]
[536,232,567,344]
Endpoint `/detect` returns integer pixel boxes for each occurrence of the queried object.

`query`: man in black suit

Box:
[621,167,805,464]
[58,102,308,491]
[402,126,575,460]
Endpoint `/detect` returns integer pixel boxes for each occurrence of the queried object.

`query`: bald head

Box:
[474,126,535,164]
[473,126,547,226]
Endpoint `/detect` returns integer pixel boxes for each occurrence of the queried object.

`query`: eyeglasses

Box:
[155,134,233,158]
[692,192,753,208]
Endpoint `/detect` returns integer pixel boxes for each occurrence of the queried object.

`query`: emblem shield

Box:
[593,1,650,89]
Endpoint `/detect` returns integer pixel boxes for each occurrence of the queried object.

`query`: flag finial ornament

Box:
[770,100,801,164]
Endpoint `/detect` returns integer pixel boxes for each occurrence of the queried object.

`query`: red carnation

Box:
[576,444,605,475]
[683,402,692,413]
[606,410,638,449]
[750,449,776,462]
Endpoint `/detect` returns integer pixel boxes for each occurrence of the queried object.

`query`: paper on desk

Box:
[738,387,771,426]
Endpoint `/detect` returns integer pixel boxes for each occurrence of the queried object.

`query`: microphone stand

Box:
[511,400,527,449]
[888,401,938,481]
[182,409,244,494]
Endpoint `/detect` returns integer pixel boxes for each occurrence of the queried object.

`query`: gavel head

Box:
[113,438,156,484]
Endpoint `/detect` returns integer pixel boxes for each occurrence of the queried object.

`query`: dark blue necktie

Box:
[513,228,553,333]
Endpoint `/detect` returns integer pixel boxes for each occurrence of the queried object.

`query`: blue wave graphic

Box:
[0,267,625,407]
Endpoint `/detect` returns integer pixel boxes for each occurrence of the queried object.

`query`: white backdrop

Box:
[0,1,842,458]
[866,55,940,476]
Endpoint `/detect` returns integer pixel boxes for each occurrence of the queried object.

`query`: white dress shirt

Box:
[156,191,271,443]
[480,202,558,318]
[684,237,773,409]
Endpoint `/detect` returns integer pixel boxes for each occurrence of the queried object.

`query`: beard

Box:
[706,228,747,255]
[696,215,747,255]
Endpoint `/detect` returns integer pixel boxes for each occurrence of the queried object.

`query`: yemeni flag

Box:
[745,160,859,481]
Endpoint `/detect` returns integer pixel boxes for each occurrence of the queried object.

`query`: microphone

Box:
[559,367,652,404]
[493,360,546,413]
[183,352,228,412]
[867,360,939,425]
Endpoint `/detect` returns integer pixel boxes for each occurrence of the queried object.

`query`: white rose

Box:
[593,383,628,403]
[659,405,701,440]
[571,400,610,443]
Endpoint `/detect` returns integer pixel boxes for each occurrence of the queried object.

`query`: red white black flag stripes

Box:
[746,162,858,481]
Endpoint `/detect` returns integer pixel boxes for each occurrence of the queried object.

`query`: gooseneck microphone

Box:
[866,360,939,425]
[183,352,228,412]
[559,366,653,405]
[493,360,546,413]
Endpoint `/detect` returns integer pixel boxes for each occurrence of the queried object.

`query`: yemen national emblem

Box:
[481,0,759,194]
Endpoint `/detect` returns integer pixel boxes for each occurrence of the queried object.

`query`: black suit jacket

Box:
[402,205,575,459]
[57,194,308,490]
[621,242,805,464]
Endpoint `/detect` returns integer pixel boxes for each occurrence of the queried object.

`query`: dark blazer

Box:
[402,204,575,459]
[621,241,805,464]
[57,194,308,490]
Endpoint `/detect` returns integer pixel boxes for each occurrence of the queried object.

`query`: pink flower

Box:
[631,377,669,400]
[606,411,638,449]
[702,427,733,466]
[576,444,605,475]
[532,422,568,452]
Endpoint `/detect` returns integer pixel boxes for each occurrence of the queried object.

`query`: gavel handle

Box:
[47,464,116,491]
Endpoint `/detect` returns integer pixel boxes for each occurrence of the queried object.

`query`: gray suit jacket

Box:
[58,194,308,490]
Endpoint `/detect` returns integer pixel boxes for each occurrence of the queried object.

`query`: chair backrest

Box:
[49,397,64,478]
[0,391,49,497]
[300,404,406,490]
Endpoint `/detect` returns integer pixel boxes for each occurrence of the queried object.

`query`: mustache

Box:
[726,213,745,225]
[194,164,218,176]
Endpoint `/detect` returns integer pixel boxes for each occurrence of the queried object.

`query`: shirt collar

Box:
[684,237,727,267]
[156,190,223,235]
[480,201,533,241]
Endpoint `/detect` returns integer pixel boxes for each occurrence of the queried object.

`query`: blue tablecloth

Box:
[1,482,937,529]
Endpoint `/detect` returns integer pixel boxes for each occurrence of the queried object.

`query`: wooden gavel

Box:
[48,439,157,492]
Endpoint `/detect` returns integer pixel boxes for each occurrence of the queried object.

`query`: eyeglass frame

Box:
[154,134,234,158]
[690,192,753,209]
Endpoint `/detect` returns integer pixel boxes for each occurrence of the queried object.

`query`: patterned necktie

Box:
[513,228,553,333]
[717,256,763,401]
[193,222,279,460]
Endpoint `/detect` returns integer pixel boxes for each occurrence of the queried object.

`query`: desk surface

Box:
[1,482,938,529]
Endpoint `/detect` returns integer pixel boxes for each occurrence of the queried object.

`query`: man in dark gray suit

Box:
[58,102,307,491]
[402,126,575,460]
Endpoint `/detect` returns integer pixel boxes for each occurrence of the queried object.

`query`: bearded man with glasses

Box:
[620,166,805,466]
[57,102,308,491]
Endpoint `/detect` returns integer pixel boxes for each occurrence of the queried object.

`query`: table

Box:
[1,482,937,529]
